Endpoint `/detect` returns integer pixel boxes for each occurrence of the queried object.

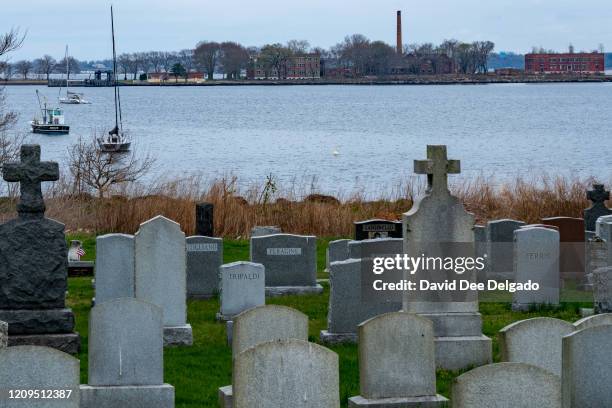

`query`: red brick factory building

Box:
[524,52,605,74]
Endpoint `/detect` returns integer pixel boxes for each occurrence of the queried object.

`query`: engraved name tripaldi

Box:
[187,243,219,252]
[526,252,553,260]
[229,272,261,280]
[266,247,302,256]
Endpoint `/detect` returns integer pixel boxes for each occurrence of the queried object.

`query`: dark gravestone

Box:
[195,202,214,236]
[354,219,402,240]
[0,145,80,354]
[541,216,585,282]
[584,184,612,232]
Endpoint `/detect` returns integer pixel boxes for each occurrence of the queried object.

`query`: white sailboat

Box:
[97,6,130,153]
[59,45,91,105]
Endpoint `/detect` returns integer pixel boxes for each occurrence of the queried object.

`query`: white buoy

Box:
[332,147,340,156]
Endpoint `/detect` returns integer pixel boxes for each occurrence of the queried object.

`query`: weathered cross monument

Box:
[403,145,491,370]
[0,145,80,353]
[584,183,612,232]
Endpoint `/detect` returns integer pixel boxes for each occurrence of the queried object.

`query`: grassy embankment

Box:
[67,237,591,408]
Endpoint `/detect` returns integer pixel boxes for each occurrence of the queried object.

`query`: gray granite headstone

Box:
[219,305,309,408]
[573,313,612,331]
[135,215,192,346]
[512,227,560,311]
[452,362,561,408]
[474,225,488,282]
[0,345,80,408]
[562,325,612,407]
[347,238,403,259]
[233,340,339,408]
[95,234,135,305]
[320,258,401,344]
[402,145,491,370]
[0,145,79,354]
[584,184,612,232]
[80,298,174,408]
[186,236,223,298]
[592,266,612,313]
[348,312,448,407]
[218,262,265,320]
[326,239,351,271]
[250,234,321,295]
[486,218,526,280]
[499,317,573,376]
[251,226,281,237]
[595,215,612,265]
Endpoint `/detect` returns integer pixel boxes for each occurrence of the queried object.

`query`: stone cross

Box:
[588,184,610,207]
[414,145,460,195]
[2,145,59,215]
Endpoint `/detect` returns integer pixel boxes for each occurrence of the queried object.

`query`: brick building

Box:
[524,52,605,74]
[247,54,320,79]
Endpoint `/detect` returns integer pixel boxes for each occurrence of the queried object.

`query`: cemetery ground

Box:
[66,233,592,408]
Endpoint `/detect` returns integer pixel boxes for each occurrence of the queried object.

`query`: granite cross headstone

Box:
[584,184,612,232]
[0,145,80,354]
[403,145,491,370]
[195,202,214,236]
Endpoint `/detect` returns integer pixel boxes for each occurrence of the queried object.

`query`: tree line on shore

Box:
[1,34,505,80]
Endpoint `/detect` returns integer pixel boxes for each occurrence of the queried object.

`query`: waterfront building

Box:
[524,52,605,74]
[247,53,321,80]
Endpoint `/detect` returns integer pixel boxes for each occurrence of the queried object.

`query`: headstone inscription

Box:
[512,227,560,311]
[134,215,192,346]
[0,345,80,408]
[452,362,561,408]
[499,317,573,376]
[218,305,309,408]
[250,233,322,296]
[195,202,214,236]
[402,145,491,370]
[0,145,80,353]
[94,233,135,305]
[348,312,448,407]
[232,340,340,408]
[217,262,265,321]
[186,236,223,298]
[320,258,401,344]
[562,325,612,407]
[354,219,402,240]
[486,219,526,280]
[80,298,174,408]
[584,184,612,232]
[541,217,585,282]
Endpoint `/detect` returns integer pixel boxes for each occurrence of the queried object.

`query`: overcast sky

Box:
[3,0,611,61]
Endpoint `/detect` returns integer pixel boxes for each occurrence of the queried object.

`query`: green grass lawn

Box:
[66,235,592,407]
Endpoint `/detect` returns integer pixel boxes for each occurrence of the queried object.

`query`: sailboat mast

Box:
[111,5,119,132]
[65,45,69,96]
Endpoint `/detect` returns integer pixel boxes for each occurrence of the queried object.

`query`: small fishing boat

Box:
[97,6,130,153]
[59,46,91,105]
[30,90,70,134]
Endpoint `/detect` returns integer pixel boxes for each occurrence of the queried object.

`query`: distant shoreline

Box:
[2,74,611,87]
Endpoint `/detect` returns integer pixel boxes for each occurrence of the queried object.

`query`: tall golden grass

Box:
[0,174,599,237]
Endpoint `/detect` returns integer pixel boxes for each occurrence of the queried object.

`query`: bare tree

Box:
[117,53,130,80]
[0,28,25,58]
[68,135,156,198]
[57,56,80,79]
[178,49,194,73]
[286,39,310,54]
[34,55,56,80]
[14,60,32,79]
[194,41,220,80]
[219,42,249,79]
[260,43,292,79]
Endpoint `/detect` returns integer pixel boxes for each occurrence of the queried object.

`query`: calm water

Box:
[4,83,612,195]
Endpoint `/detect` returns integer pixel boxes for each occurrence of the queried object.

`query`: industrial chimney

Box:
[396,10,402,54]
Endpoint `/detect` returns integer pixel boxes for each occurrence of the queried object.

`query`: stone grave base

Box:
[265,284,323,297]
[0,308,75,333]
[511,302,560,312]
[434,335,492,370]
[163,324,193,347]
[9,332,80,354]
[216,312,235,322]
[348,394,449,407]
[319,330,357,344]
[579,308,595,317]
[218,385,233,408]
[80,384,174,408]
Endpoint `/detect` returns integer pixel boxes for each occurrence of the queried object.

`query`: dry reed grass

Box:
[0,174,601,237]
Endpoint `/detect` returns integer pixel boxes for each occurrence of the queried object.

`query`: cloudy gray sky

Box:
[2,0,610,60]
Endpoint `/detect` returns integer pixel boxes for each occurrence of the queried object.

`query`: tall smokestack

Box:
[396,10,402,54]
